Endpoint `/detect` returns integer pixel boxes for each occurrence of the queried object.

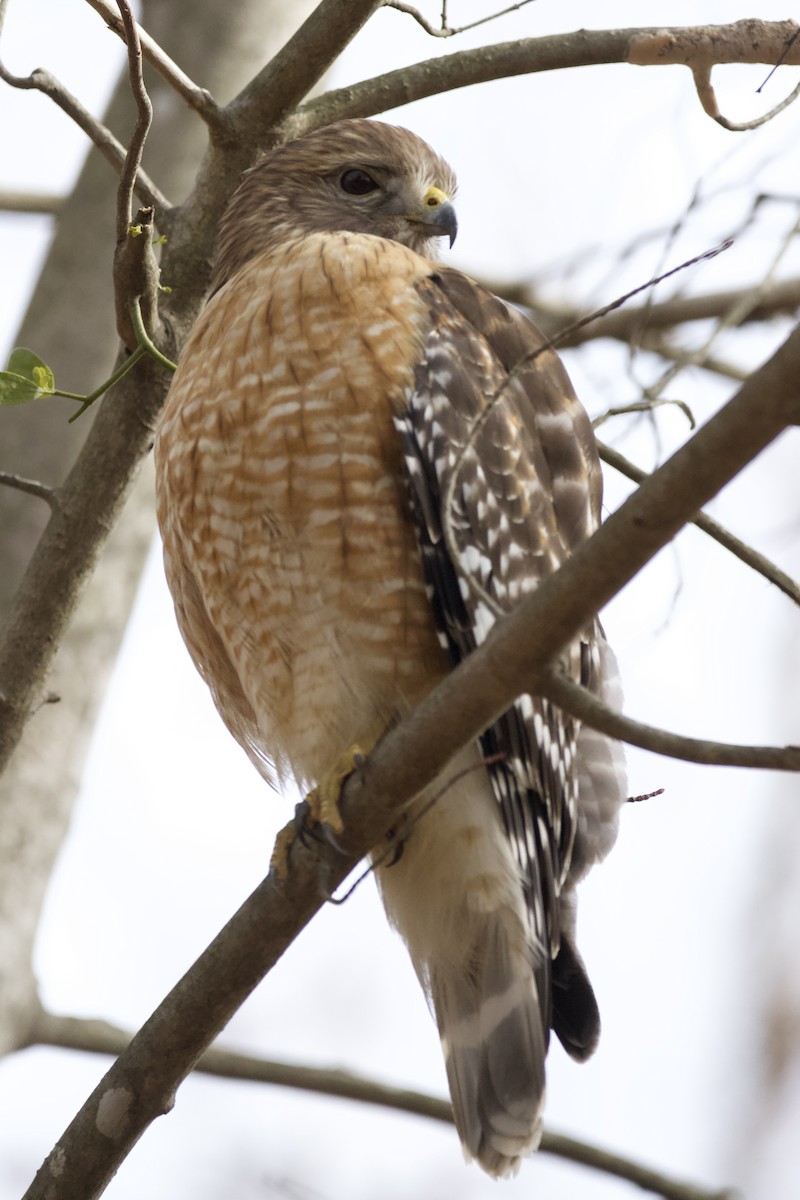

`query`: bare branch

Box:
[18,309,800,1200]
[291,21,800,133]
[114,1,153,239]
[383,0,537,39]
[83,0,220,125]
[543,670,800,772]
[631,21,800,131]
[0,471,57,510]
[31,1010,733,1200]
[628,19,800,71]
[698,70,800,132]
[541,1132,736,1200]
[592,395,696,432]
[0,0,169,213]
[597,442,800,609]
[0,190,64,215]
[490,277,800,347]
[638,338,748,383]
[225,0,384,145]
[108,5,163,349]
[671,21,800,131]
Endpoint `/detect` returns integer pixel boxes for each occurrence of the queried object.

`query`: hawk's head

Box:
[212,119,458,293]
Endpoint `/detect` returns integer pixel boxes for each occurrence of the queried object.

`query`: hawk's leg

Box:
[270,742,372,878]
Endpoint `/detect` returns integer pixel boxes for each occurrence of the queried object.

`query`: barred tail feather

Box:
[434,926,547,1178]
[376,746,549,1179]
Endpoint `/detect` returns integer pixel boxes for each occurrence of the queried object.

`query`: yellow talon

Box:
[270,821,297,881]
[305,742,368,836]
[269,742,370,880]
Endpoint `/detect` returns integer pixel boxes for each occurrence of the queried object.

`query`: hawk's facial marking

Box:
[211,119,458,292]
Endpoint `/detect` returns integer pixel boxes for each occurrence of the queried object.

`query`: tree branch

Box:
[30,1009,733,1200]
[83,0,220,125]
[597,442,800,609]
[19,312,800,1200]
[629,20,800,131]
[383,0,537,39]
[288,21,800,133]
[0,190,64,215]
[224,0,384,145]
[110,5,164,350]
[543,670,800,772]
[114,0,152,239]
[497,277,800,346]
[638,337,748,384]
[0,471,57,510]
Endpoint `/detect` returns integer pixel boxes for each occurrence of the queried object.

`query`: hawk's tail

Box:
[376,746,549,1179]
[432,920,547,1178]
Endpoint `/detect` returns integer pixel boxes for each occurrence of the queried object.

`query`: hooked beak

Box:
[410,185,458,247]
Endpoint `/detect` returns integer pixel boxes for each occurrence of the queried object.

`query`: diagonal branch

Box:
[20,316,800,1200]
[83,0,220,125]
[597,442,800,608]
[224,0,384,144]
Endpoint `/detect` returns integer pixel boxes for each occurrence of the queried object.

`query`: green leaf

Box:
[0,348,55,406]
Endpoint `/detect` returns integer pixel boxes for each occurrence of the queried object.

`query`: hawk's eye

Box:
[340,168,379,196]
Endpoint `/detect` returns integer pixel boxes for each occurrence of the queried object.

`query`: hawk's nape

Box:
[154,118,626,1179]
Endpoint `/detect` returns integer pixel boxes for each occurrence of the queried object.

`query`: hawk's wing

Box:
[394,268,607,1057]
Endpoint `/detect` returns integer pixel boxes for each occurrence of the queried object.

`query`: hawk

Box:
[154,119,626,1178]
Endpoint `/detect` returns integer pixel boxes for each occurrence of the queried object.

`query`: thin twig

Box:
[641,211,800,408]
[0,471,57,510]
[690,61,800,131]
[83,0,220,125]
[757,25,800,91]
[115,0,152,239]
[592,395,696,432]
[640,337,748,383]
[109,6,162,353]
[597,442,800,609]
[129,297,177,371]
[32,1011,734,1200]
[543,670,800,772]
[383,0,537,38]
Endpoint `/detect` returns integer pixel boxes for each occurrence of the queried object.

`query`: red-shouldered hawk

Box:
[155,119,626,1179]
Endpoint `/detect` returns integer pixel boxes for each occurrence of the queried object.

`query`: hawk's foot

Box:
[269,743,370,879]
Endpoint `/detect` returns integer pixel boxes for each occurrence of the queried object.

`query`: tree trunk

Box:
[0,0,319,1057]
